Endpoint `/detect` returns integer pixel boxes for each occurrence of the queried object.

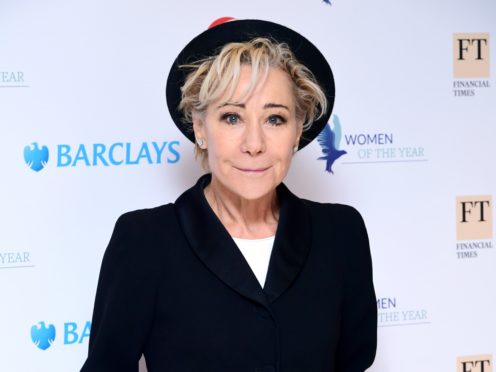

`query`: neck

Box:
[204,175,279,239]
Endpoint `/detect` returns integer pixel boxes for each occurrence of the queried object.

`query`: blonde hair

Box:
[179,37,328,168]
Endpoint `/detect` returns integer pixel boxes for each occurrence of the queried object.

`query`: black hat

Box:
[165,19,335,150]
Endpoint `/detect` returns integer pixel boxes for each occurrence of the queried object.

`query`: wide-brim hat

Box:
[165,18,335,150]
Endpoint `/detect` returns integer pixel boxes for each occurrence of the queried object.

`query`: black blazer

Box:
[80,174,377,372]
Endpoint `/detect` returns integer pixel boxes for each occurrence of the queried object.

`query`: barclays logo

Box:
[31,321,56,350]
[30,321,91,350]
[23,140,181,171]
[316,115,347,174]
[24,142,49,172]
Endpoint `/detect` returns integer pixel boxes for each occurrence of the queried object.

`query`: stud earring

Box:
[196,138,204,148]
[293,145,299,154]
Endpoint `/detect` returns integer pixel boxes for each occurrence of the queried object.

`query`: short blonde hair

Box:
[179,37,328,168]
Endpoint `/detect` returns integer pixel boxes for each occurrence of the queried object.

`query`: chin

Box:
[227,178,279,201]
[237,186,275,201]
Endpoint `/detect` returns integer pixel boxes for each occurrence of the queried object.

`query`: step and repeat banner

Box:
[1,0,494,371]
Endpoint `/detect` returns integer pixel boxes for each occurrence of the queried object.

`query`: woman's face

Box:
[193,65,302,201]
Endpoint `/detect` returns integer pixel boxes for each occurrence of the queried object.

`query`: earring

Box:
[196,138,204,148]
[293,145,298,154]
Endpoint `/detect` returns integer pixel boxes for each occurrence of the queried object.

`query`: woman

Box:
[81,19,377,372]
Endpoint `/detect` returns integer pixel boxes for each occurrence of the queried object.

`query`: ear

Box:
[295,119,304,146]
[192,111,207,143]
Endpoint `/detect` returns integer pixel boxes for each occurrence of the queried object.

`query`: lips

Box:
[234,166,271,173]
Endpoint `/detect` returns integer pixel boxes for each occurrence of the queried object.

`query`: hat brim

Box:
[165,19,335,150]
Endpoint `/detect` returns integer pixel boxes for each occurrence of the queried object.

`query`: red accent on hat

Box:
[208,17,235,29]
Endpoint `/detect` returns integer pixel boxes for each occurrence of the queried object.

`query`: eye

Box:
[267,115,286,126]
[221,113,240,125]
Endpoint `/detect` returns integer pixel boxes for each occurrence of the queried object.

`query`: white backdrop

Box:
[1,0,494,371]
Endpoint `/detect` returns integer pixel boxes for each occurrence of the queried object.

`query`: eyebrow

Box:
[263,103,289,111]
[216,102,245,109]
[215,102,290,111]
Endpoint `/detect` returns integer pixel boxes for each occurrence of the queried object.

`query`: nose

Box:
[241,121,265,155]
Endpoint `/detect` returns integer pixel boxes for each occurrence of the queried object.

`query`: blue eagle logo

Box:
[31,321,56,350]
[24,142,49,172]
[323,0,332,5]
[317,115,347,174]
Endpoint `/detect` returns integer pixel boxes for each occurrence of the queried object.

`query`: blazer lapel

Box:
[174,174,269,309]
[174,174,311,308]
[263,182,312,303]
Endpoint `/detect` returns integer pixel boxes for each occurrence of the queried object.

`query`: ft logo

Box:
[453,33,490,78]
[457,354,492,372]
[456,195,492,240]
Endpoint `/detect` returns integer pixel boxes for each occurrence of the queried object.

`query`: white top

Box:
[232,235,275,288]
